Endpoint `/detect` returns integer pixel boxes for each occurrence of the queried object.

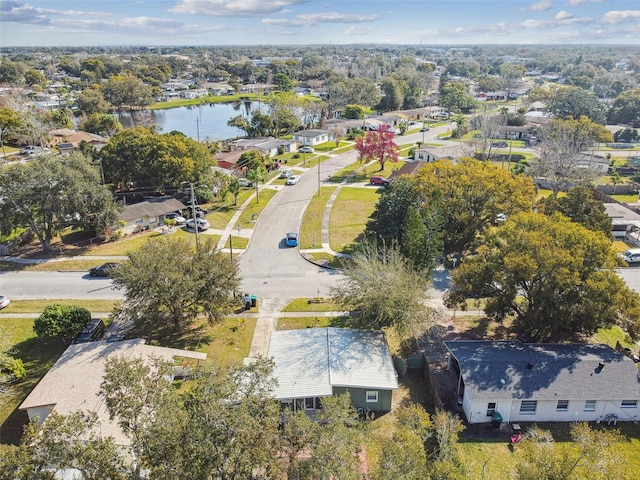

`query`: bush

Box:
[1,357,26,381]
[34,304,92,340]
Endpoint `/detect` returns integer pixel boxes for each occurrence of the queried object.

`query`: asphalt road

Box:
[0,271,123,300]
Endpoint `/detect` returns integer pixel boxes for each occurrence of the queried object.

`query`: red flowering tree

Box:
[354,124,400,171]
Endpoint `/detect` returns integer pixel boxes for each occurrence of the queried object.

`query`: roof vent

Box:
[595,362,605,374]
[527,362,534,370]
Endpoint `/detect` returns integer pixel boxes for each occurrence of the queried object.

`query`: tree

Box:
[343,104,368,119]
[613,127,639,143]
[412,158,536,258]
[103,74,153,111]
[0,107,23,156]
[79,112,123,137]
[367,176,444,273]
[608,88,640,127]
[273,72,294,91]
[538,186,612,236]
[100,355,176,480]
[110,236,240,330]
[98,127,214,191]
[547,86,607,124]
[227,176,241,205]
[0,152,121,252]
[468,111,506,160]
[247,165,267,203]
[33,304,91,341]
[530,116,613,197]
[75,87,110,115]
[354,123,399,171]
[0,411,128,480]
[378,76,404,111]
[446,212,640,340]
[331,241,433,337]
[515,423,625,480]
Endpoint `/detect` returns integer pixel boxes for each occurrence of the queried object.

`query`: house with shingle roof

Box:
[20,339,206,450]
[445,341,640,424]
[267,327,398,413]
[118,196,186,234]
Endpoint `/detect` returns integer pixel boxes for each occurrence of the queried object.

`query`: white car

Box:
[238,178,254,187]
[299,147,314,154]
[0,295,10,309]
[286,175,300,185]
[165,212,187,225]
[185,218,210,231]
[279,169,293,179]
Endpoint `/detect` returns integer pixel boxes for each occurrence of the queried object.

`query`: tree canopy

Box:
[446,212,640,340]
[33,304,92,341]
[0,152,121,252]
[537,186,611,236]
[354,123,399,171]
[98,127,214,191]
[109,236,241,330]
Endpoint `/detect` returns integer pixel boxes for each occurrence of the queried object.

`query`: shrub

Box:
[34,304,92,340]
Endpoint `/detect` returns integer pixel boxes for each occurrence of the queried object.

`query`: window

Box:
[366,391,379,403]
[556,400,569,412]
[584,400,596,412]
[519,400,537,415]
[621,400,638,409]
[486,403,496,416]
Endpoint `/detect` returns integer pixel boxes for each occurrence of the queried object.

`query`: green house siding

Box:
[332,387,393,412]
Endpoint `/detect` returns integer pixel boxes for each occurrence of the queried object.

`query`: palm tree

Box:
[452,113,467,137]
[227,177,240,205]
[247,166,267,203]
[610,170,622,195]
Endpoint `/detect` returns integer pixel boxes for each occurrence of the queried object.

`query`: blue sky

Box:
[1,0,639,47]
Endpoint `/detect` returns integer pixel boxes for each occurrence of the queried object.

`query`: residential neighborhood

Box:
[1,1,640,477]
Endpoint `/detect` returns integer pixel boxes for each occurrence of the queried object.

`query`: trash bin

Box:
[250,295,257,308]
[491,411,502,428]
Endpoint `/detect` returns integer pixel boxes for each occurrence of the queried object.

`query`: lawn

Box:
[277,316,347,330]
[281,298,342,312]
[299,186,336,249]
[329,187,380,254]
[1,299,119,314]
[235,188,278,228]
[0,318,68,444]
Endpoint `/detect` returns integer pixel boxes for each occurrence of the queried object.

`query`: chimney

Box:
[527,362,533,370]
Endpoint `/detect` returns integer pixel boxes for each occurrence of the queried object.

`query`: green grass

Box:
[0,318,68,444]
[610,193,639,203]
[329,187,380,254]
[281,298,342,312]
[277,316,343,330]
[0,299,119,314]
[301,251,343,268]
[148,93,261,110]
[300,186,336,248]
[592,325,637,350]
[235,188,277,228]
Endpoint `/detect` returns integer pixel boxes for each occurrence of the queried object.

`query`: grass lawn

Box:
[345,160,405,184]
[592,325,637,349]
[235,188,277,228]
[281,298,342,312]
[0,318,68,444]
[301,251,343,268]
[277,316,347,330]
[329,187,380,254]
[610,193,639,203]
[1,299,119,314]
[300,186,336,248]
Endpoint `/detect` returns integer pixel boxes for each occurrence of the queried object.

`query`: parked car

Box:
[286,175,301,185]
[285,232,299,247]
[165,212,186,225]
[299,146,314,153]
[73,318,106,344]
[89,262,119,277]
[186,218,210,231]
[420,126,430,132]
[238,178,254,187]
[279,169,293,179]
[621,249,640,265]
[369,176,389,186]
[0,295,10,309]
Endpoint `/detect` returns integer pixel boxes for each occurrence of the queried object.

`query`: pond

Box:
[117,100,262,141]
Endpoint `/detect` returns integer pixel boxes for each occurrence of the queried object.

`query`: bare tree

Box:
[467,110,506,160]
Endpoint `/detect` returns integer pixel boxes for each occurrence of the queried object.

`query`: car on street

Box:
[89,262,119,277]
[369,176,389,186]
[285,232,299,247]
[620,249,640,266]
[420,126,430,132]
[279,169,293,179]
[299,146,314,153]
[165,212,187,225]
[286,175,301,185]
[0,295,10,309]
[186,218,210,231]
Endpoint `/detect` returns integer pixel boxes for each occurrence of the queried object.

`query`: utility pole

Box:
[317,162,320,197]
[190,183,199,251]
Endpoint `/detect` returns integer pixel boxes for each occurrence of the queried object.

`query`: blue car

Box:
[285,232,299,247]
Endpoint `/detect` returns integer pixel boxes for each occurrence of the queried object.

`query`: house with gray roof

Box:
[267,327,398,413]
[414,144,470,163]
[445,341,640,424]
[20,339,206,452]
[292,129,333,147]
[118,196,186,234]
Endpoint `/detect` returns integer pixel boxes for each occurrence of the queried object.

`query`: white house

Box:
[445,341,640,424]
[414,144,470,163]
[293,129,332,147]
[266,327,398,413]
[118,196,187,234]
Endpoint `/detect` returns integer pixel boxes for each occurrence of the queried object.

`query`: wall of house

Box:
[25,405,52,424]
[332,386,393,412]
[464,397,640,423]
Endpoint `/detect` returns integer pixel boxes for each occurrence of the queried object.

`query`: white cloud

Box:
[568,0,603,5]
[169,0,311,17]
[555,10,573,20]
[601,10,640,24]
[529,0,553,11]
[344,26,375,35]
[296,12,380,24]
